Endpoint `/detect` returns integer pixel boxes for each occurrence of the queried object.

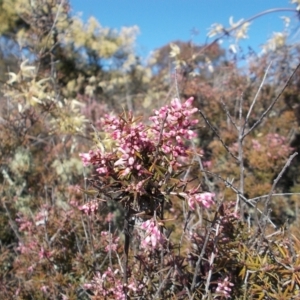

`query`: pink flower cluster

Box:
[187,190,215,211]
[140,218,166,250]
[215,276,234,299]
[251,133,293,160]
[16,205,50,231]
[84,268,125,299]
[149,97,198,162]
[103,112,155,177]
[101,231,120,252]
[79,97,199,178]
[79,150,115,175]
[266,133,293,159]
[16,241,38,255]
[84,267,143,300]
[251,139,261,151]
[16,214,34,232]
[38,247,53,260]
[78,200,99,215]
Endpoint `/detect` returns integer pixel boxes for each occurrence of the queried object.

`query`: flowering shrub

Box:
[77,98,222,298]
[79,97,205,217]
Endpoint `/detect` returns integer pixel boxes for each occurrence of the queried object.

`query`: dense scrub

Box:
[1,0,300,299]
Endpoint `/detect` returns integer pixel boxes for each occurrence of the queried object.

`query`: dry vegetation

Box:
[1,0,300,299]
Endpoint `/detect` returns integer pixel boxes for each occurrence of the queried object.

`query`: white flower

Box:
[229,17,250,40]
[229,16,243,28]
[281,16,291,27]
[262,32,286,52]
[169,43,180,57]
[235,22,250,40]
[20,60,36,78]
[291,0,300,11]
[7,72,18,84]
[207,23,224,38]
[229,44,237,54]
[205,57,214,73]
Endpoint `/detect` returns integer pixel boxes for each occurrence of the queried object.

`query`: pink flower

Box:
[203,160,212,169]
[40,285,49,293]
[79,200,99,215]
[101,231,120,252]
[252,139,262,151]
[187,191,215,210]
[105,213,114,222]
[79,151,94,166]
[149,97,198,166]
[84,268,126,299]
[140,219,166,250]
[215,277,234,299]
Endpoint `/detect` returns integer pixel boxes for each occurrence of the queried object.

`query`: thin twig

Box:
[204,222,220,297]
[155,112,168,157]
[249,192,300,203]
[263,152,298,217]
[2,199,21,241]
[221,99,238,131]
[189,8,297,64]
[236,94,245,216]
[154,267,173,299]
[202,170,277,228]
[123,209,130,299]
[191,141,214,190]
[286,226,297,260]
[243,62,300,139]
[108,221,113,269]
[190,206,220,292]
[242,61,273,138]
[254,153,298,246]
[199,109,239,161]
[174,68,181,99]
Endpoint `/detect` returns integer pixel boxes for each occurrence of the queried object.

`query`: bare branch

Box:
[190,8,297,63]
[190,209,219,292]
[263,152,298,217]
[237,94,245,217]
[249,192,300,203]
[174,68,181,99]
[242,61,273,138]
[204,222,220,297]
[203,170,277,228]
[221,99,238,131]
[191,141,214,190]
[243,62,300,139]
[154,267,173,299]
[199,109,239,161]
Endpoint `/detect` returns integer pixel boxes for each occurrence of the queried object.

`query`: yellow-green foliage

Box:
[51,157,84,183]
[9,147,32,178]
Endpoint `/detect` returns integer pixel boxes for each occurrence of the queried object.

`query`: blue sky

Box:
[70,0,299,58]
